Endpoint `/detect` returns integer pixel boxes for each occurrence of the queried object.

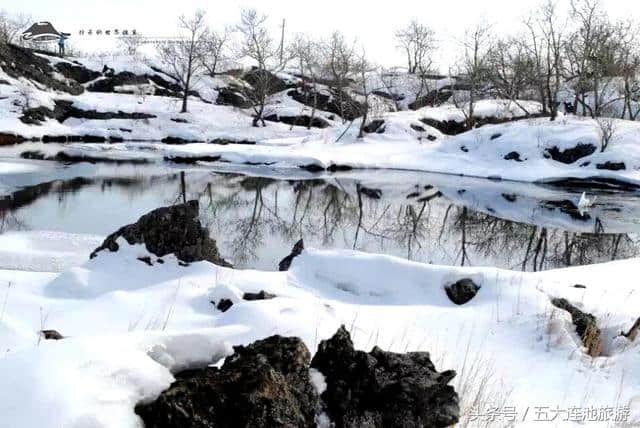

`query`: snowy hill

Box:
[2,44,640,188]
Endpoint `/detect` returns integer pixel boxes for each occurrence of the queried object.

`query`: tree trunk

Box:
[180,171,187,204]
[308,81,318,131]
[181,73,191,114]
[460,207,468,267]
[253,93,267,127]
[181,93,188,113]
[358,103,368,139]
[181,50,193,114]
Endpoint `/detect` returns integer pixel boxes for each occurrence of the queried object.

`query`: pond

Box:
[1,158,639,271]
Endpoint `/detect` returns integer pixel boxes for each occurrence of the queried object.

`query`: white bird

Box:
[578,192,596,214]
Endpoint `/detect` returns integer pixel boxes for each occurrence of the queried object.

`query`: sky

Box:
[5,0,639,70]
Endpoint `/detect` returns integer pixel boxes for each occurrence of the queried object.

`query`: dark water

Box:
[1,159,639,271]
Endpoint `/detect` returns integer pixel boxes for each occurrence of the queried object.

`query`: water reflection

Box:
[1,163,638,271]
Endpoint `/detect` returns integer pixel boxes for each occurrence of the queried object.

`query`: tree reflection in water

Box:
[172,171,639,270]
[1,167,638,271]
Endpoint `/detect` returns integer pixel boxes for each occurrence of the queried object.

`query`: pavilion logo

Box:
[21,21,69,43]
[21,21,181,47]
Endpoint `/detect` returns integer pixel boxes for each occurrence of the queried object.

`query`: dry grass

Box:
[409,329,516,428]
[583,323,604,358]
[454,344,514,428]
[0,281,11,324]
[128,280,186,332]
[36,306,50,347]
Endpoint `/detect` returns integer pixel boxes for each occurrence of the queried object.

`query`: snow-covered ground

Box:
[0,234,638,427]
[0,231,102,272]
[4,114,640,187]
[417,99,543,123]
[0,81,321,144]
[0,50,323,143]
[3,50,640,187]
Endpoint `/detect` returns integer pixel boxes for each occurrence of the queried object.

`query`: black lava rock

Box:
[40,330,64,340]
[216,299,234,313]
[279,239,305,271]
[504,151,523,162]
[135,335,318,428]
[445,278,481,305]
[243,291,277,301]
[90,200,231,266]
[545,144,596,164]
[311,326,460,428]
[596,161,626,171]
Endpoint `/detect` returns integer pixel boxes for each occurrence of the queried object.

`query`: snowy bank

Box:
[2,46,640,188]
[0,232,639,426]
[6,114,639,188]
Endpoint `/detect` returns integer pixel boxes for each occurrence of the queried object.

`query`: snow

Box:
[309,368,327,395]
[0,87,324,143]
[418,99,543,123]
[1,35,639,428]
[0,329,237,428]
[3,52,640,187]
[0,231,102,272]
[365,72,456,110]
[157,114,640,185]
[262,89,341,127]
[74,54,160,76]
[0,231,638,427]
[438,116,640,182]
[9,113,636,186]
[0,159,42,175]
[6,57,638,186]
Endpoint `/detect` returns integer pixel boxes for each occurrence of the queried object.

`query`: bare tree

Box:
[14,83,34,113]
[564,0,601,116]
[321,31,359,123]
[202,27,230,76]
[520,0,567,120]
[156,10,208,113]
[619,30,640,120]
[0,11,31,45]
[527,0,566,120]
[523,14,549,116]
[395,19,436,74]
[454,21,492,129]
[356,50,374,138]
[564,0,627,118]
[595,116,617,152]
[235,8,284,127]
[485,37,537,115]
[290,33,321,129]
[377,67,402,111]
[589,20,631,117]
[119,32,144,57]
[393,22,441,110]
[279,19,286,67]
[411,69,445,109]
[610,20,640,120]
